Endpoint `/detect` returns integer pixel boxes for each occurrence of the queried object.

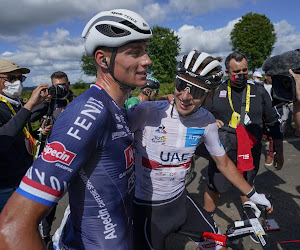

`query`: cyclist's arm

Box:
[203,117,272,210]
[211,153,272,211]
[0,192,50,249]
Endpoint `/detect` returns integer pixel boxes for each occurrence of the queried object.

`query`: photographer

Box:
[32,71,74,246]
[31,71,75,131]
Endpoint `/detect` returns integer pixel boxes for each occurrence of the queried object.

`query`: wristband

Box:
[246,188,256,198]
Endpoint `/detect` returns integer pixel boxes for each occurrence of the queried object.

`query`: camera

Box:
[262,49,300,105]
[271,70,300,104]
[48,84,68,99]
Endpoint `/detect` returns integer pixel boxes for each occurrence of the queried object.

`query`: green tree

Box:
[148,26,180,83]
[230,12,276,72]
[71,79,89,89]
[81,54,97,77]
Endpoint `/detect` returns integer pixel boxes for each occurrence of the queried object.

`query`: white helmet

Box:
[82,9,153,56]
[176,50,223,89]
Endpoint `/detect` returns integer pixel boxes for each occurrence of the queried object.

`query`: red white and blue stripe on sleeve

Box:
[17,175,63,207]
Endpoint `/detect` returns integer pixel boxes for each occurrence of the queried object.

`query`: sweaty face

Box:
[113,41,152,88]
[174,75,210,117]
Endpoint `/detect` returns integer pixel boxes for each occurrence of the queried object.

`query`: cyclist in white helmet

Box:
[125,76,160,109]
[0,9,152,249]
[127,50,272,250]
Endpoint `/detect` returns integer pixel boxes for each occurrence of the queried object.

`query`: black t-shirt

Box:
[204,80,282,141]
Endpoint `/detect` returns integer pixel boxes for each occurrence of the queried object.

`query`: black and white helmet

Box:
[176,50,223,89]
[82,9,153,56]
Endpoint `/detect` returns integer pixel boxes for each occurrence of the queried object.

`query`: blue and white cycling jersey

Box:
[127,101,225,201]
[17,84,135,249]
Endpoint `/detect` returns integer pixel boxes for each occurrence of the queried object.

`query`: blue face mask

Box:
[254,78,260,83]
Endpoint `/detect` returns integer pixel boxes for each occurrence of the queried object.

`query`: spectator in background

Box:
[252,71,263,84]
[290,69,300,134]
[263,73,272,97]
[125,76,160,109]
[0,59,49,212]
[32,71,75,247]
[262,73,275,166]
[31,71,75,127]
[252,71,262,83]
[281,102,295,136]
[203,51,284,219]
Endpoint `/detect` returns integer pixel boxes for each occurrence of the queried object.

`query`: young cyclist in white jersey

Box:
[0,9,152,250]
[127,50,273,250]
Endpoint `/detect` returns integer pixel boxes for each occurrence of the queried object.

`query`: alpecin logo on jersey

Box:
[42,141,76,166]
[124,143,134,169]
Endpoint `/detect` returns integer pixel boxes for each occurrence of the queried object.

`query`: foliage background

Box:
[230,12,276,72]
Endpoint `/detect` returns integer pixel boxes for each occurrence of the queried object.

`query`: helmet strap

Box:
[107,47,136,90]
[141,89,151,101]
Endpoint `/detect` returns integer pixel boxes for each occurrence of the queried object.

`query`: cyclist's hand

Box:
[159,94,174,104]
[249,192,273,213]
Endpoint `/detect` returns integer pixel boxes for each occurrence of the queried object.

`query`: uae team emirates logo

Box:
[42,141,76,166]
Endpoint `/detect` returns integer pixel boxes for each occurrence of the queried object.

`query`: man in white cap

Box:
[0,59,49,212]
[252,71,263,84]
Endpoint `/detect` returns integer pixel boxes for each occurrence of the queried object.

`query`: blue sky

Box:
[0,0,299,87]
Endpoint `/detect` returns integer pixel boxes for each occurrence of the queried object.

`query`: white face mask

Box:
[2,80,23,98]
[254,78,260,83]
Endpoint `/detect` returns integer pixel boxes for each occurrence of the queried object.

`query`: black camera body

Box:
[262,49,300,105]
[48,84,68,99]
[271,71,300,104]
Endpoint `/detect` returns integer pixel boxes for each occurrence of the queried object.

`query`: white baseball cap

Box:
[253,71,262,78]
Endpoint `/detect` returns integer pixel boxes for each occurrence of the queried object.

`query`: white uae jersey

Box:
[127,101,225,201]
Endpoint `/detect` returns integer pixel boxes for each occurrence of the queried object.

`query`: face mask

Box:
[254,78,260,83]
[231,73,248,88]
[2,80,23,98]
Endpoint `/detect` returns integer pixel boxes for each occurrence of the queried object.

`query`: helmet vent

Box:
[96,24,131,37]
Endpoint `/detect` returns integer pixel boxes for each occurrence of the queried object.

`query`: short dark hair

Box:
[51,71,69,81]
[225,51,247,71]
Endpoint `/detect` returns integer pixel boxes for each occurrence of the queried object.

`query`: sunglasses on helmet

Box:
[175,75,210,99]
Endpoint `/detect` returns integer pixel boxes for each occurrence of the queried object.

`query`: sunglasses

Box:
[0,75,27,83]
[175,75,210,99]
[150,89,159,95]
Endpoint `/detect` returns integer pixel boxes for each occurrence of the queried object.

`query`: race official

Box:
[203,51,283,214]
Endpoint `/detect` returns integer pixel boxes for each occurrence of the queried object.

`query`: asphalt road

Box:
[52,137,300,250]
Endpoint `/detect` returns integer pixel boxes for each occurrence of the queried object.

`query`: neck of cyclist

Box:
[97,68,133,108]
